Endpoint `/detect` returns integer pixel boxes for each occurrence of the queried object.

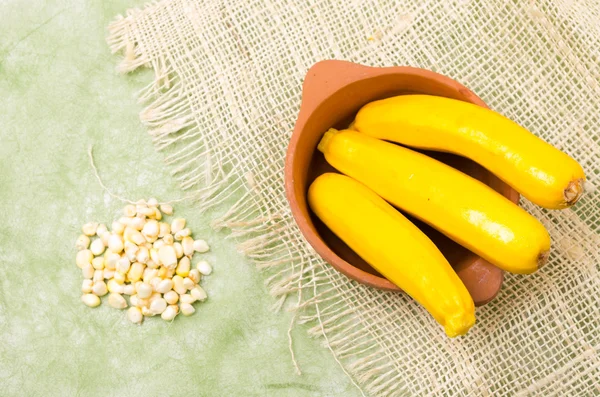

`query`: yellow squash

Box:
[308,173,475,337]
[318,129,551,274]
[353,95,586,209]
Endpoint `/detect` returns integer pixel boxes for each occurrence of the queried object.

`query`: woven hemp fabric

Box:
[107,0,600,395]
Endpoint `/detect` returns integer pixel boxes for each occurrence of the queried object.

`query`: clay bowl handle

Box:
[295,61,381,129]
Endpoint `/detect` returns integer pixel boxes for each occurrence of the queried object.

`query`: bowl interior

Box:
[288,68,516,292]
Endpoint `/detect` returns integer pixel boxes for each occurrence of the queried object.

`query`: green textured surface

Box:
[0,1,359,395]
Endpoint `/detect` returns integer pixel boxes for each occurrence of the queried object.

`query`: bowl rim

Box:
[284,60,504,293]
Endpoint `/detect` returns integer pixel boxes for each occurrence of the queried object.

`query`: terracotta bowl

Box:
[285,60,518,306]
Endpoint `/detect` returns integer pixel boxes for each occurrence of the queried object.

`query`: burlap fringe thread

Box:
[107,8,373,396]
[106,2,600,395]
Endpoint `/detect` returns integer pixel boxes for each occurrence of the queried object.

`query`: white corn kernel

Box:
[149,277,161,291]
[130,294,140,307]
[149,292,161,303]
[161,305,178,321]
[112,221,125,235]
[157,266,168,279]
[172,275,186,295]
[150,298,167,314]
[153,239,165,250]
[174,228,191,241]
[142,220,158,238]
[160,204,173,215]
[182,237,194,256]
[188,269,201,284]
[125,247,138,262]
[92,257,105,270]
[180,303,195,316]
[130,230,145,246]
[130,217,145,231]
[136,282,152,299]
[146,259,158,269]
[90,238,105,256]
[196,260,212,276]
[105,252,120,270]
[162,234,174,245]
[92,281,108,296]
[76,234,91,250]
[82,222,99,236]
[135,199,147,212]
[96,224,108,237]
[108,293,127,309]
[123,205,136,217]
[107,278,124,293]
[179,294,195,305]
[158,245,177,269]
[93,270,104,283]
[82,263,94,279]
[81,279,93,293]
[149,248,159,264]
[136,246,149,264]
[165,268,175,279]
[193,239,210,253]
[191,286,207,302]
[176,257,191,278]
[163,291,179,305]
[76,249,93,269]
[82,294,101,307]
[140,207,155,218]
[153,208,162,221]
[116,257,131,274]
[137,297,150,308]
[127,307,143,324]
[158,222,171,238]
[114,271,125,284]
[100,231,111,246]
[141,307,155,317]
[156,279,174,294]
[103,269,115,279]
[128,262,144,282]
[123,227,134,242]
[118,216,132,227]
[171,218,186,234]
[143,268,158,283]
[124,240,138,251]
[147,198,158,208]
[108,234,124,253]
[123,284,135,295]
[183,277,195,290]
[173,242,183,259]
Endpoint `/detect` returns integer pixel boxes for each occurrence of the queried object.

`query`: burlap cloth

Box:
[107,1,599,395]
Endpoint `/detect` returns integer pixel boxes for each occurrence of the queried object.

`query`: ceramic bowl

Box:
[285,60,518,306]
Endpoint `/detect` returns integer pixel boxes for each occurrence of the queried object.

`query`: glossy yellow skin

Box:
[318,130,551,274]
[353,95,586,209]
[308,173,475,337]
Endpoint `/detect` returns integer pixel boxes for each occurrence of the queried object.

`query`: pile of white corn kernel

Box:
[75,198,213,324]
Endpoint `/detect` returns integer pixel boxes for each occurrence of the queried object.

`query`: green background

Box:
[0,1,360,395]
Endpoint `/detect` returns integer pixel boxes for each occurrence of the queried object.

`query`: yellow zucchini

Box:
[308,173,475,337]
[353,95,586,209]
[318,129,551,274]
